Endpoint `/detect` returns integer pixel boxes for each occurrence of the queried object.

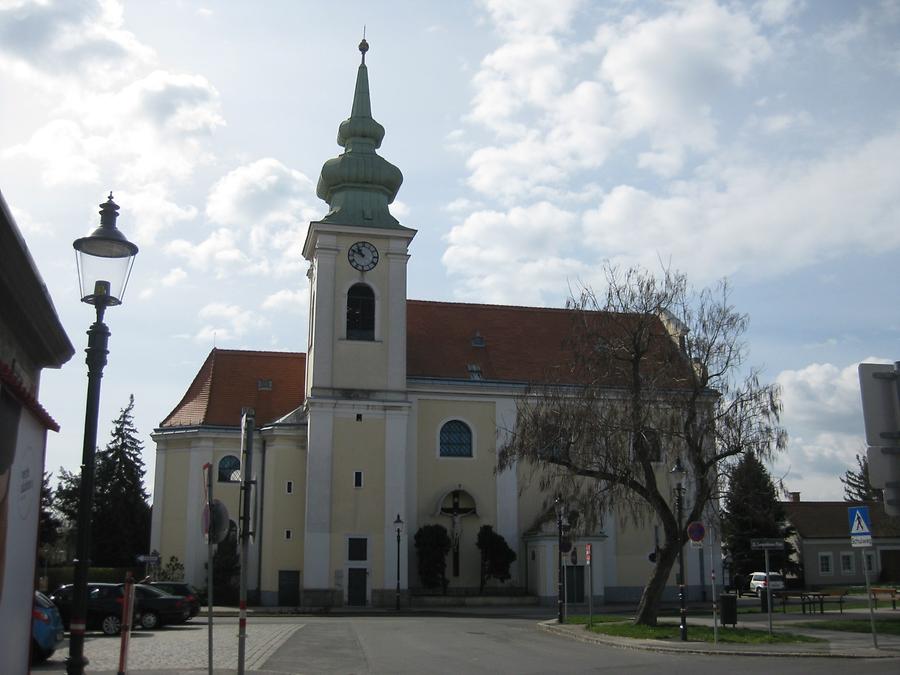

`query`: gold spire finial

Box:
[359,27,369,65]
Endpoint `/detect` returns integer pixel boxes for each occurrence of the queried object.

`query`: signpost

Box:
[586,543,593,629]
[751,538,782,636]
[849,506,878,648]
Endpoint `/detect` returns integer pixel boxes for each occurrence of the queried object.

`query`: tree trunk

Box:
[633,541,680,625]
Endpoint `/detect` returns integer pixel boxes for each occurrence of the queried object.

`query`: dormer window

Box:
[347,283,375,340]
[467,363,483,380]
[471,331,485,347]
[257,378,273,391]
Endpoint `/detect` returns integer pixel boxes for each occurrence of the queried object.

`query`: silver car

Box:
[749,572,785,596]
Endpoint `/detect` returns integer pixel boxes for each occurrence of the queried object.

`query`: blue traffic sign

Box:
[848,506,872,536]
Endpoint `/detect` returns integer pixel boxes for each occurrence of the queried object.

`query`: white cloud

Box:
[194,301,267,343]
[754,0,804,26]
[581,129,900,282]
[478,0,584,37]
[443,201,588,304]
[770,356,894,499]
[174,158,320,279]
[262,288,308,313]
[598,0,771,174]
[206,158,316,228]
[391,199,410,219]
[0,0,154,87]
[161,267,187,287]
[167,227,248,277]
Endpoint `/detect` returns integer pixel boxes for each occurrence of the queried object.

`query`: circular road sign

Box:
[687,521,705,543]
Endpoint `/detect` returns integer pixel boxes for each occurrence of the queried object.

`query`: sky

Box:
[1,0,898,504]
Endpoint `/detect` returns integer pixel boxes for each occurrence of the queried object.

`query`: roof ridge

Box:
[408,299,571,313]
[213,347,306,357]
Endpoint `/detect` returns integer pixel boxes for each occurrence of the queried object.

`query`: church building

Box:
[150,41,721,607]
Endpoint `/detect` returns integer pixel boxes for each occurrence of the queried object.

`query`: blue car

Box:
[32,590,64,664]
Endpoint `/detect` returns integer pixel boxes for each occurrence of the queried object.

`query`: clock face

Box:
[348,241,379,271]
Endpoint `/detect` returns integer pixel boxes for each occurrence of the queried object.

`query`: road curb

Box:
[537,620,899,659]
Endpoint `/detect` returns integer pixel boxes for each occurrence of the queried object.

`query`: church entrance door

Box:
[348,568,367,606]
[278,570,300,606]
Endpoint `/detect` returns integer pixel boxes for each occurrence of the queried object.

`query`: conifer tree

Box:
[722,453,796,582]
[841,453,882,502]
[91,395,151,566]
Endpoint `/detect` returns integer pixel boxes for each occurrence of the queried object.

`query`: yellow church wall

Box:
[613,515,662,586]
[259,436,307,596]
[159,448,189,563]
[331,415,387,590]
[415,398,497,588]
[331,234,392,391]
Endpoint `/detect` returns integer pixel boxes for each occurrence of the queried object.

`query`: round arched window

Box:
[440,420,473,457]
[217,455,241,482]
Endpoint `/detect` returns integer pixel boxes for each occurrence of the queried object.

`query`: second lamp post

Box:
[671,456,688,642]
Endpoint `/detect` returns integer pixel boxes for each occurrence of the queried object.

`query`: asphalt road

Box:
[33,615,900,674]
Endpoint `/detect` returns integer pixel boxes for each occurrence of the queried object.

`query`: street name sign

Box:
[849,505,873,548]
[750,539,783,550]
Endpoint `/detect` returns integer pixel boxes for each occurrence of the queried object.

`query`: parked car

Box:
[748,572,785,596]
[49,583,139,635]
[150,581,201,620]
[133,584,190,629]
[32,591,64,664]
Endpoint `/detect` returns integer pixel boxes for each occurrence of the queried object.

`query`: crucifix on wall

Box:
[438,486,477,577]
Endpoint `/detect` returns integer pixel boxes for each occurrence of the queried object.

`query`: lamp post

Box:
[65,194,138,675]
[394,514,403,611]
[555,496,564,624]
[671,456,688,642]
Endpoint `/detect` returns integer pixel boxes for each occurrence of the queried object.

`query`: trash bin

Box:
[760,591,768,612]
[719,593,737,627]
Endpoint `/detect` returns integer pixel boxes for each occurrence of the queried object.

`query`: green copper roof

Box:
[316,39,405,229]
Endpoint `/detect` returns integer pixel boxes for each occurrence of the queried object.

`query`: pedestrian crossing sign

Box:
[848,506,873,547]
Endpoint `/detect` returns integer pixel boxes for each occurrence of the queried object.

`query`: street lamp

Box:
[555,495,564,624]
[671,456,688,642]
[66,194,138,675]
[394,513,403,611]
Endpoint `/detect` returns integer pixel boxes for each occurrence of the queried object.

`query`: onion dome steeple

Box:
[316,39,405,228]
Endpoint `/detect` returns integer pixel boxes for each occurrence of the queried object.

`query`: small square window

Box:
[840,552,855,574]
[285,529,292,540]
[354,471,363,488]
[348,537,367,561]
[286,480,293,494]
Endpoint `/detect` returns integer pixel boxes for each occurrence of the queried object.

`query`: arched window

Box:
[218,455,241,482]
[440,420,473,457]
[346,283,375,340]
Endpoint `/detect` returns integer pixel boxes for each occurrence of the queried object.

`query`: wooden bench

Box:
[870,587,898,610]
[773,591,805,613]
[802,590,848,614]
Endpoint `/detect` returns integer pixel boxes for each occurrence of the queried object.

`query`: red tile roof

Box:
[160,301,690,428]
[406,300,689,387]
[784,501,900,538]
[160,349,306,428]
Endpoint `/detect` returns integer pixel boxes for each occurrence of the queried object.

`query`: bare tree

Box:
[498,266,786,625]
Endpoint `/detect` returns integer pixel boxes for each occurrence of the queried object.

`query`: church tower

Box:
[301,39,415,605]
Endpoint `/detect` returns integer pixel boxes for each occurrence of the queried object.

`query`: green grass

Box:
[586,622,825,644]
[792,618,900,636]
